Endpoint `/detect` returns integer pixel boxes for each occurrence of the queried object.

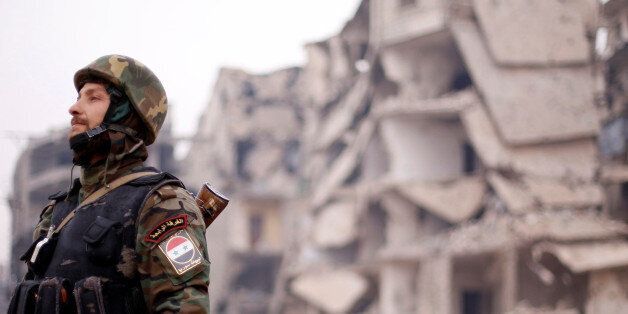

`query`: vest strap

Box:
[52,171,157,236]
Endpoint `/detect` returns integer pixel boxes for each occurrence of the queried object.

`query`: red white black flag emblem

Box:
[158,229,203,275]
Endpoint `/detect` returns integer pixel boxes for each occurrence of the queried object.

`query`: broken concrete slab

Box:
[460,104,510,169]
[487,172,536,213]
[512,143,599,183]
[317,75,370,149]
[395,176,485,224]
[390,210,628,259]
[451,20,599,145]
[312,120,375,207]
[461,104,598,181]
[534,241,628,274]
[312,200,358,248]
[472,0,590,65]
[374,88,477,119]
[373,1,447,47]
[522,177,604,208]
[290,270,368,313]
[488,172,602,212]
[514,211,628,242]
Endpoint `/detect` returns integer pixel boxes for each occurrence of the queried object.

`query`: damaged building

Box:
[182,66,306,313]
[184,0,628,313]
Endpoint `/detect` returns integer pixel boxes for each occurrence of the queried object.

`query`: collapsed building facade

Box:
[186,0,628,313]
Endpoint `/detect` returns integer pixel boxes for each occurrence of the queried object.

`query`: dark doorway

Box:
[462,289,492,314]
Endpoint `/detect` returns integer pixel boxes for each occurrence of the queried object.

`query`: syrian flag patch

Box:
[158,229,203,275]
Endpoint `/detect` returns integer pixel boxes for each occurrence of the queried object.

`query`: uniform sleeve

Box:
[135,185,210,313]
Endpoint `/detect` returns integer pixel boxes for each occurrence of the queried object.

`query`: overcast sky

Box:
[0,0,361,267]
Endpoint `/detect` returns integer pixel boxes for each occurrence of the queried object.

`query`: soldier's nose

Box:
[68,101,81,116]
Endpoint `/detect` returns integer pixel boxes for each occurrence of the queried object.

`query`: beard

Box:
[69,130,111,167]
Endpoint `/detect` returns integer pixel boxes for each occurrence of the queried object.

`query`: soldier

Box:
[9,55,211,313]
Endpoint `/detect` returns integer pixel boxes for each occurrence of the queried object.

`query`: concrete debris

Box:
[586,269,628,314]
[371,0,447,46]
[381,210,628,260]
[452,20,599,145]
[472,0,590,65]
[488,172,604,210]
[522,177,603,208]
[511,142,598,182]
[317,75,371,149]
[312,200,358,248]
[533,241,628,273]
[487,172,535,213]
[312,120,374,207]
[395,176,485,223]
[513,211,628,242]
[374,88,477,119]
[460,104,510,169]
[462,104,598,181]
[291,270,368,313]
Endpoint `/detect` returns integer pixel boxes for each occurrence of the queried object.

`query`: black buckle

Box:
[86,125,106,138]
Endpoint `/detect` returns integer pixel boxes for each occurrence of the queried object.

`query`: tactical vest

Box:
[12,170,184,314]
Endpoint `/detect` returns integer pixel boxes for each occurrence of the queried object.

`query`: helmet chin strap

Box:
[69,122,140,152]
[69,124,108,151]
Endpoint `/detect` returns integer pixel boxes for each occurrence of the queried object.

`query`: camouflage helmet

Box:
[74,54,167,145]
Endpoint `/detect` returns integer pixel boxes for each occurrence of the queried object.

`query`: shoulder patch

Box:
[158,229,203,275]
[144,215,187,243]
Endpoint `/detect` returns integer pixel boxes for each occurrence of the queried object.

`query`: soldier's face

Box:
[68,83,111,139]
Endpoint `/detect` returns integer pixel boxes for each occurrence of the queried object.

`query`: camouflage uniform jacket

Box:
[32,170,210,313]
